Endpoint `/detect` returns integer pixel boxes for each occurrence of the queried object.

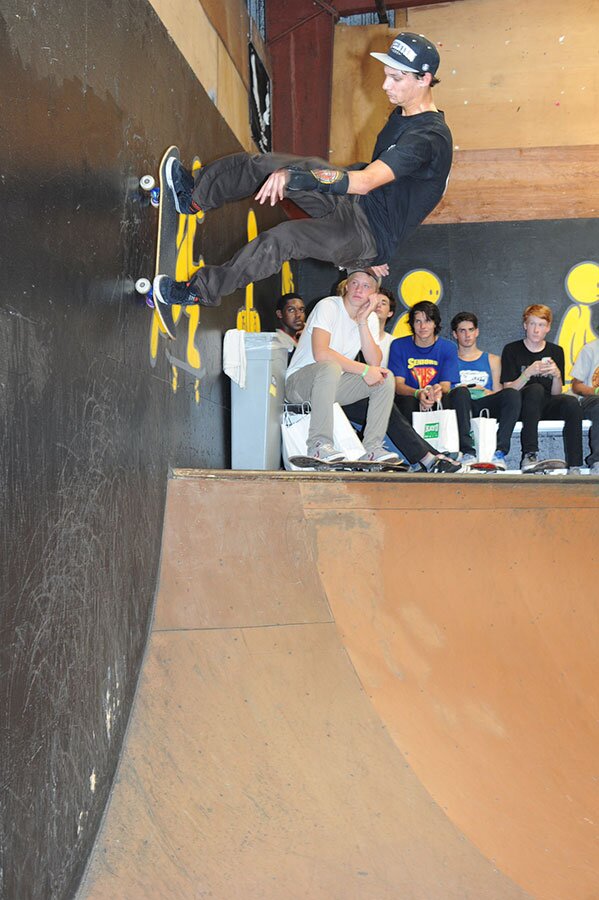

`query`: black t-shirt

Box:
[500,340,565,395]
[359,109,453,265]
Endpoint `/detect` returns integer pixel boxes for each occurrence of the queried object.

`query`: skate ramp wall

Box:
[0,2,281,898]
[79,472,599,900]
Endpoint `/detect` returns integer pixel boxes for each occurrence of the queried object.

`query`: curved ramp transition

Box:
[79,472,599,900]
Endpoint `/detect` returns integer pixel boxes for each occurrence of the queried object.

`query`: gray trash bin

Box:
[230,332,289,470]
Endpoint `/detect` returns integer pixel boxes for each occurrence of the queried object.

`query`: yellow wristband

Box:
[361,365,370,380]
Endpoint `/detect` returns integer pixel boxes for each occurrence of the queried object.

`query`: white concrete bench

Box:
[512,419,591,434]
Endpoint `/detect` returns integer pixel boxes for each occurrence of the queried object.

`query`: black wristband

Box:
[287,166,349,195]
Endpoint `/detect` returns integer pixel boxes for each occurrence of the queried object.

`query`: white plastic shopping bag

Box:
[412,402,459,454]
[471,408,497,462]
[281,402,364,470]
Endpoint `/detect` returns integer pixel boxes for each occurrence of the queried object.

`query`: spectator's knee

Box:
[313,361,343,383]
[375,374,395,398]
[521,382,544,408]
[562,395,583,422]
[502,387,521,412]
[448,386,470,409]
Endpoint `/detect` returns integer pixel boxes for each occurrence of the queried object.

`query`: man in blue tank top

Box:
[451,312,521,469]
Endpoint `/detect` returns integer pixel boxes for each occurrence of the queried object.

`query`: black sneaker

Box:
[520,452,539,472]
[430,455,463,474]
[165,157,200,214]
[153,274,221,308]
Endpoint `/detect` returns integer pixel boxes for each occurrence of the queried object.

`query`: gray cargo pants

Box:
[188,153,377,304]
[286,362,395,453]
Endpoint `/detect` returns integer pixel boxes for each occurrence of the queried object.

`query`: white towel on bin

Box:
[223,329,247,388]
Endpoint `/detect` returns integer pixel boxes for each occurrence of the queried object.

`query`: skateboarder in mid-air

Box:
[153,32,452,309]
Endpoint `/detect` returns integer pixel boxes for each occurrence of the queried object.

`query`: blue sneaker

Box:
[153,274,220,308]
[491,451,507,470]
[165,157,199,214]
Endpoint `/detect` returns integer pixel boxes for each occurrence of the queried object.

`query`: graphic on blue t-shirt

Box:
[388,336,459,389]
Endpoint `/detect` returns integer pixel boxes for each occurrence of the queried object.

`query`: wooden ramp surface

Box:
[79,472,599,900]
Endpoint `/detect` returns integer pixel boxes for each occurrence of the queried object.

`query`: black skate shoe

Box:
[153,275,221,308]
[165,157,200,214]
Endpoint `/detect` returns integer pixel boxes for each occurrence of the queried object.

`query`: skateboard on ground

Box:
[468,462,503,473]
[135,145,180,340]
[522,458,567,474]
[288,455,409,473]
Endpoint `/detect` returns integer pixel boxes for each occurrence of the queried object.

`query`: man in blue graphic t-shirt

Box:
[388,301,475,459]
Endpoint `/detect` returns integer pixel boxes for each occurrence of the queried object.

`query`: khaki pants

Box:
[286,362,395,452]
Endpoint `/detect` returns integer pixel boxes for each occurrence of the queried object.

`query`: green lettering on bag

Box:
[424,422,440,439]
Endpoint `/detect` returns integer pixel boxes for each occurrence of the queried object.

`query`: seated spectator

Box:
[285,268,397,463]
[501,304,583,473]
[275,292,306,352]
[571,337,599,475]
[388,300,476,461]
[344,289,461,473]
[451,311,521,470]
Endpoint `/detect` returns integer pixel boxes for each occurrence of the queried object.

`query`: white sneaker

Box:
[460,452,477,465]
[306,442,345,463]
[360,447,400,463]
[590,461,599,476]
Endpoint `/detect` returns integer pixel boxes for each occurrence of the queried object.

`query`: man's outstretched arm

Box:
[255,160,395,206]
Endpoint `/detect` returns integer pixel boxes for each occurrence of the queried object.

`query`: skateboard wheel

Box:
[139,175,155,191]
[135,277,152,294]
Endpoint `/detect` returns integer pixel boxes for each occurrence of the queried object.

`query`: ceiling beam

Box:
[335,0,461,14]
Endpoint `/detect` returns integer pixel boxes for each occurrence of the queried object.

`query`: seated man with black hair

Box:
[275,292,306,352]
[387,300,476,461]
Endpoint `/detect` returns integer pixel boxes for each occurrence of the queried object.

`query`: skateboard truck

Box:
[139,174,160,208]
[134,277,155,308]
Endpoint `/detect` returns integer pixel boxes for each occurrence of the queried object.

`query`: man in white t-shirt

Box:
[571,338,599,475]
[285,268,397,462]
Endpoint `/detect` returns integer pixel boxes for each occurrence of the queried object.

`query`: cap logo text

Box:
[392,39,417,62]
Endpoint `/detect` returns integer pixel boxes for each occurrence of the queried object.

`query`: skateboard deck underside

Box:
[523,459,567,474]
[288,455,408,473]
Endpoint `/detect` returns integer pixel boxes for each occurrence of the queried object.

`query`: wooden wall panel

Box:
[331,0,599,160]
[148,0,218,105]
[217,41,252,151]
[330,21,406,165]
[147,0,261,151]
[201,0,249,90]
[428,146,599,225]
[409,0,599,151]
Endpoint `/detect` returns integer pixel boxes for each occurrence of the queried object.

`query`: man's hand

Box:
[370,264,389,278]
[255,169,289,206]
[419,383,441,410]
[363,366,388,386]
[355,294,378,321]
[541,358,560,378]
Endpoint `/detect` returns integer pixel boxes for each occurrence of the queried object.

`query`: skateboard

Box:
[522,458,567,474]
[135,145,180,340]
[469,461,503,473]
[288,455,409,473]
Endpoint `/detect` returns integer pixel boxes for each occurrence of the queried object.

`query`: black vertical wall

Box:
[298,218,599,348]
[0,2,281,897]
